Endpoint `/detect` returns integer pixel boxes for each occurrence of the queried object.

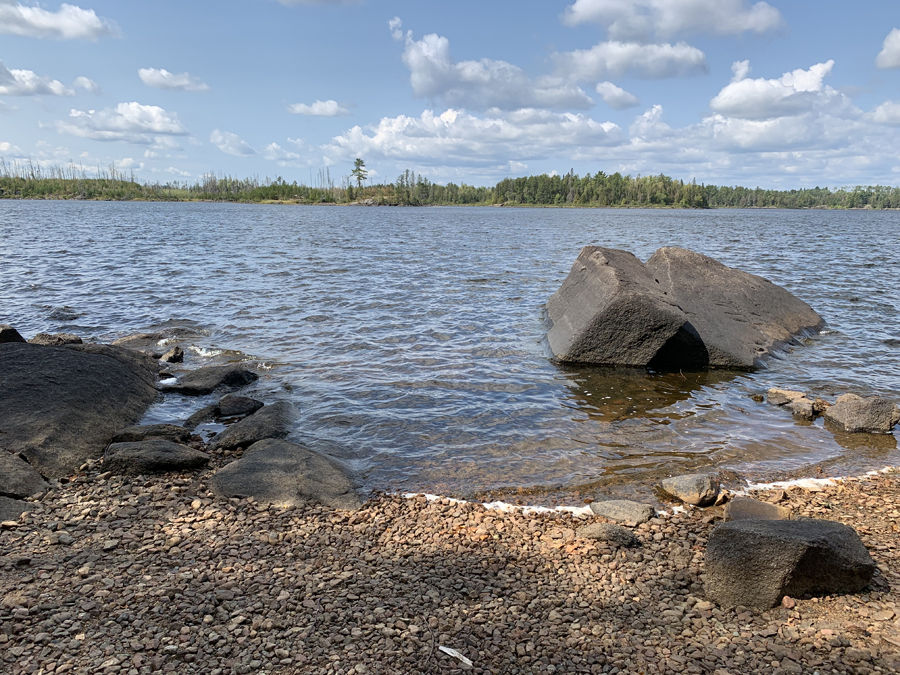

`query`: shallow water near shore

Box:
[2,201,899,501]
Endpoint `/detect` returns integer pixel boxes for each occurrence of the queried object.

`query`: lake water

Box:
[2,201,898,502]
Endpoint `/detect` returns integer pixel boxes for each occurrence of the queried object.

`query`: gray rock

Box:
[28,332,83,346]
[0,496,33,522]
[217,394,264,418]
[110,424,193,445]
[183,404,218,431]
[112,332,165,349]
[0,451,48,498]
[576,522,640,547]
[588,499,655,526]
[160,346,184,363]
[824,394,900,434]
[660,474,720,506]
[767,388,807,406]
[0,343,159,478]
[786,397,817,420]
[0,325,26,344]
[724,497,792,521]
[163,364,258,396]
[208,401,296,452]
[547,246,823,369]
[209,438,360,510]
[705,519,876,610]
[104,440,209,475]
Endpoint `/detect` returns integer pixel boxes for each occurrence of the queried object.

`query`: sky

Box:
[2,0,900,189]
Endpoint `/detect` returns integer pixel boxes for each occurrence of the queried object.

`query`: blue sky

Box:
[2,0,900,188]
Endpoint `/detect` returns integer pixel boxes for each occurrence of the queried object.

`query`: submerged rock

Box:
[104,440,209,475]
[588,499,654,526]
[162,364,258,396]
[824,394,900,434]
[660,474,720,506]
[546,246,823,369]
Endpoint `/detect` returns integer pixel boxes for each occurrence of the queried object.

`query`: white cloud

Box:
[55,102,189,143]
[509,160,528,172]
[0,141,23,154]
[553,41,707,80]
[399,29,594,110]
[138,68,209,92]
[287,99,350,116]
[561,0,783,41]
[324,108,621,167]
[0,1,117,40]
[210,129,256,156]
[871,101,900,126]
[596,81,640,109]
[116,157,143,170]
[165,167,190,177]
[876,28,900,69]
[264,141,310,167]
[710,60,843,120]
[0,60,74,96]
[389,16,403,41]
[73,76,100,94]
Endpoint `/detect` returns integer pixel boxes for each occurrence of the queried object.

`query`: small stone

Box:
[781,596,796,609]
[588,499,654,526]
[660,473,720,506]
[160,346,184,363]
[102,539,119,551]
[576,522,641,547]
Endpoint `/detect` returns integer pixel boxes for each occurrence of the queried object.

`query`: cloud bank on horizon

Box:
[1,0,900,187]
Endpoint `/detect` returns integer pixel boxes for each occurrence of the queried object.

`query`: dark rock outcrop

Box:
[0,451,49,498]
[183,404,218,431]
[547,246,823,369]
[110,424,193,445]
[659,474,720,506]
[209,438,360,510]
[28,332,82,346]
[218,394,264,419]
[824,394,900,434]
[0,325,26,344]
[208,401,296,451]
[588,499,655,526]
[104,440,209,475]
[162,364,258,396]
[705,519,875,610]
[0,496,33,522]
[0,343,159,478]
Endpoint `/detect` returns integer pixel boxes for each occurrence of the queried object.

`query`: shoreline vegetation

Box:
[3,160,900,210]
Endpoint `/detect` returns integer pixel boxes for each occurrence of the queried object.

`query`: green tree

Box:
[351,158,367,190]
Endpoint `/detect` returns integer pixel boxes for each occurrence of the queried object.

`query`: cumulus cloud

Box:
[138,68,209,92]
[55,102,189,143]
[871,101,900,126]
[165,167,190,177]
[73,76,100,94]
[210,129,256,156]
[0,140,23,154]
[0,1,117,40]
[596,81,640,109]
[287,99,350,116]
[553,41,707,80]
[710,60,844,120]
[0,60,74,96]
[264,140,311,167]
[876,28,900,69]
[398,27,594,111]
[561,0,783,41]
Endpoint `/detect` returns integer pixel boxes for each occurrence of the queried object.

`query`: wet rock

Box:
[0,451,49,498]
[767,388,829,420]
[27,332,82,346]
[767,388,807,406]
[112,332,165,349]
[883,338,900,347]
[547,246,823,369]
[705,519,876,610]
[208,401,296,452]
[104,440,210,475]
[162,364,258,396]
[0,324,26,343]
[724,497,792,521]
[0,343,159,478]
[160,346,184,363]
[576,522,640,547]
[0,496,33,522]
[209,438,361,510]
[217,394,264,418]
[660,474,720,506]
[110,424,193,445]
[824,394,900,434]
[589,499,654,526]
[183,404,218,431]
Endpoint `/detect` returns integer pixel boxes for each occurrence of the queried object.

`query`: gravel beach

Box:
[2,463,899,675]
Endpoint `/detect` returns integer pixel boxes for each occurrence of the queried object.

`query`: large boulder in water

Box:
[0,343,159,478]
[823,394,900,434]
[547,246,823,369]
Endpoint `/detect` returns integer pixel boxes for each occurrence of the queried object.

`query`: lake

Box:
[2,201,898,502]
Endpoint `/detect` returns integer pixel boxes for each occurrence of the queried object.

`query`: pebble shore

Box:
[2,466,899,675]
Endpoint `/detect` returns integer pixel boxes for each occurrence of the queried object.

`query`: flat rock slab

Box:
[0,496,33,522]
[589,499,654,526]
[0,343,160,478]
[724,497,792,521]
[104,440,210,475]
[209,438,361,510]
[163,365,259,396]
[28,333,82,346]
[547,246,823,369]
[111,424,193,445]
[705,519,876,610]
[824,394,900,434]
[660,474,720,506]
[0,451,48,498]
[576,522,640,547]
[208,401,296,452]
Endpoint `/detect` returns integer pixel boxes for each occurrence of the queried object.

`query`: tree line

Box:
[2,158,899,209]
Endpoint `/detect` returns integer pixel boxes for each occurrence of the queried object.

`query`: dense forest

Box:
[2,159,899,209]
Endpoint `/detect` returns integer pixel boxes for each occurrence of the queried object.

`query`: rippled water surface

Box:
[2,202,899,499]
